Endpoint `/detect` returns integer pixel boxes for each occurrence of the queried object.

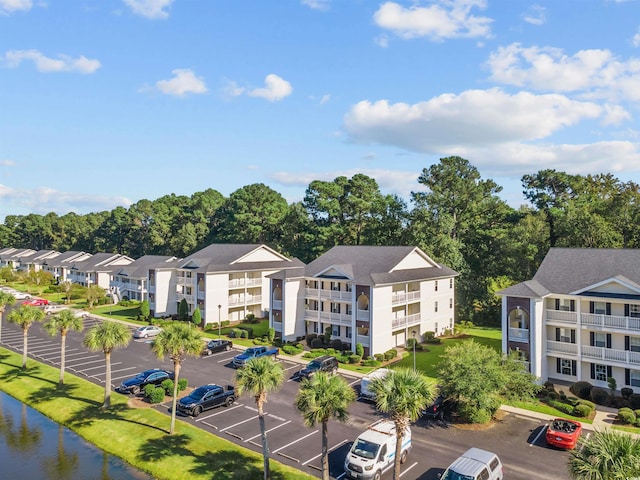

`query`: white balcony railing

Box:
[319,311,353,326]
[305,287,319,297]
[508,327,529,343]
[228,295,262,306]
[304,309,319,321]
[356,309,370,322]
[273,320,282,331]
[272,300,282,310]
[176,293,194,303]
[228,278,262,288]
[318,289,352,301]
[581,313,640,332]
[391,313,421,330]
[546,310,578,324]
[356,334,370,346]
[391,291,421,305]
[546,340,578,355]
[581,346,640,366]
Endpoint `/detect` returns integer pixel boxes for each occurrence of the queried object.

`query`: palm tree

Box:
[43,309,84,385]
[235,356,285,480]
[83,321,131,409]
[370,367,436,480]
[0,291,16,343]
[295,372,356,480]
[569,429,640,479]
[7,305,45,370]
[150,321,203,434]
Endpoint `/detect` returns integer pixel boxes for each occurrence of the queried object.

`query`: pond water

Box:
[0,391,153,480]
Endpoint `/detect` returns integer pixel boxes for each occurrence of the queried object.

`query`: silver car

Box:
[133,325,162,339]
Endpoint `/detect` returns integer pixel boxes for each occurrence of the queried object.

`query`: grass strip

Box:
[0,347,316,480]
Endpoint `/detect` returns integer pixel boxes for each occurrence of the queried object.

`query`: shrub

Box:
[622,387,634,400]
[306,333,317,347]
[547,391,559,401]
[362,358,381,367]
[617,407,636,424]
[374,353,384,362]
[323,326,332,345]
[245,313,256,323]
[148,387,165,404]
[543,381,556,393]
[310,337,324,349]
[348,354,362,364]
[406,338,416,350]
[330,339,343,350]
[221,320,231,327]
[566,396,579,406]
[577,399,596,410]
[590,387,609,406]
[629,394,640,410]
[267,327,275,342]
[573,404,592,417]
[282,345,303,355]
[177,378,188,391]
[143,384,156,397]
[240,329,248,339]
[356,343,364,357]
[548,399,575,415]
[384,349,397,361]
[570,381,594,400]
[635,409,640,418]
[240,326,253,338]
[161,379,175,395]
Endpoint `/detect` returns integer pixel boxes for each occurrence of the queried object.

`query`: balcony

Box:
[304,309,319,321]
[305,287,319,297]
[546,340,578,355]
[356,309,370,322]
[319,289,352,301]
[546,310,578,324]
[581,313,640,332]
[177,276,193,286]
[391,291,421,305]
[508,327,529,343]
[228,295,262,306]
[176,293,194,303]
[319,311,352,326]
[391,313,421,330]
[356,334,370,346]
[272,299,282,310]
[273,320,282,331]
[228,278,262,288]
[582,345,640,366]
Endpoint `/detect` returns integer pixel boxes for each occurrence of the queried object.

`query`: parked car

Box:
[232,346,279,368]
[176,384,235,417]
[546,418,582,449]
[440,448,503,480]
[44,304,68,315]
[202,339,233,355]
[73,310,90,318]
[21,298,49,306]
[11,291,31,300]
[298,355,339,380]
[421,395,457,420]
[118,368,174,395]
[133,325,162,339]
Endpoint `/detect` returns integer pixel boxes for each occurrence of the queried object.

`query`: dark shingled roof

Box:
[498,248,640,298]
[115,255,182,279]
[177,244,304,273]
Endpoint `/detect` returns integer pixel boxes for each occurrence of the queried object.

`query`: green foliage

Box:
[143,384,156,397]
[191,307,201,326]
[245,313,256,323]
[384,349,397,361]
[617,407,636,424]
[177,299,189,321]
[362,358,381,367]
[282,344,303,355]
[229,328,244,338]
[577,399,596,410]
[355,342,364,357]
[310,337,324,349]
[622,387,634,400]
[406,338,416,350]
[267,327,275,342]
[630,394,640,410]
[547,399,575,415]
[148,386,166,404]
[573,404,592,418]
[178,378,188,391]
[161,379,174,395]
[306,333,317,347]
[568,430,640,480]
[139,300,150,320]
[221,320,230,327]
[323,325,331,345]
[348,354,361,364]
[590,387,609,406]
[570,381,594,400]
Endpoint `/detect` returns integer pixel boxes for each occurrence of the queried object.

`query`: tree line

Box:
[3,156,640,326]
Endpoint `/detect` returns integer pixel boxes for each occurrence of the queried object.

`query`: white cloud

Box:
[247,74,293,102]
[222,79,246,98]
[486,43,640,102]
[522,4,546,26]
[0,0,32,14]
[4,50,101,73]
[154,69,207,97]
[633,28,640,47]
[123,0,173,20]
[0,184,132,217]
[373,0,492,41]
[0,159,15,166]
[301,0,330,11]
[343,89,605,152]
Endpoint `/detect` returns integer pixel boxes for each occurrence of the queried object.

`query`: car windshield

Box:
[351,439,379,460]
[209,341,221,347]
[133,372,147,380]
[190,387,210,400]
[307,361,321,370]
[441,469,474,480]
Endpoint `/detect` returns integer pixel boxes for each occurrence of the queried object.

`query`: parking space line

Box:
[348,378,361,387]
[66,358,102,368]
[335,473,346,480]
[303,438,349,466]
[43,349,80,360]
[530,425,548,447]
[217,356,236,364]
[399,461,418,477]
[273,430,318,454]
[195,403,245,422]
[29,345,60,354]
[219,415,258,433]
[244,420,291,443]
[76,362,120,373]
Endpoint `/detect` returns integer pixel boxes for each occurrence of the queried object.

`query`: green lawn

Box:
[0,347,315,480]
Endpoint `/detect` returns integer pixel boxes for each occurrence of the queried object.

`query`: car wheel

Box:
[332,366,338,376]
[206,349,212,356]
[131,386,140,395]
[225,345,231,351]
[225,396,235,407]
[144,334,148,339]
[373,470,382,480]
[192,406,202,417]
[400,450,408,464]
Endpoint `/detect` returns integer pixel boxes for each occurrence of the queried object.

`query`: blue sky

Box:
[2,0,640,222]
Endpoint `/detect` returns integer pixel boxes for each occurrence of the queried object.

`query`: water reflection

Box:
[0,391,152,480]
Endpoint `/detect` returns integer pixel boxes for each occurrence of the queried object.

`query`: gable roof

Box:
[114,255,181,278]
[177,244,304,273]
[69,253,133,272]
[498,248,640,298]
[42,251,90,266]
[304,246,458,286]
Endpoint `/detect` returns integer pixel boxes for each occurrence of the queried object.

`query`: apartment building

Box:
[149,244,304,324]
[41,251,92,283]
[269,246,458,357]
[111,255,181,302]
[498,248,640,393]
[0,247,37,270]
[66,253,134,289]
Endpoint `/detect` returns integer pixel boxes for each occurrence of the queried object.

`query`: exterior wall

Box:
[203,273,229,323]
[150,269,177,317]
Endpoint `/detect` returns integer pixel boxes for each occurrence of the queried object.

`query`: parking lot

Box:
[0,315,575,479]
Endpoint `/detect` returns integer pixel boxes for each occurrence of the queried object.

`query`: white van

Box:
[440,448,503,480]
[359,368,390,401]
[344,419,411,480]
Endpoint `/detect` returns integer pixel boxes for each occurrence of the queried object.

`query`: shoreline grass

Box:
[0,347,315,480]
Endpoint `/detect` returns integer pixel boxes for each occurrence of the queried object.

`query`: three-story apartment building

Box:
[269,246,458,357]
[499,248,640,393]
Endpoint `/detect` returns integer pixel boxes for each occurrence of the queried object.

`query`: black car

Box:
[422,395,457,420]
[118,368,173,395]
[176,384,236,417]
[298,355,339,380]
[202,339,233,356]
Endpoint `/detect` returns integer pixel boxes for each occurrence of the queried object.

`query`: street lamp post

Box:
[218,304,222,339]
[412,330,417,371]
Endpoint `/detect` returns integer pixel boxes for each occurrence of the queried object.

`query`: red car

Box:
[546,418,582,449]
[21,298,49,307]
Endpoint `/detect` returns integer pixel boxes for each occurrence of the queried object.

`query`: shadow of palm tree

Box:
[0,364,42,383]
[66,402,166,433]
[189,450,289,480]
[136,433,192,462]
[26,383,80,405]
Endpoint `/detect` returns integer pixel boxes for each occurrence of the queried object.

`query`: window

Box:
[560,359,573,375]
[559,328,572,343]
[630,305,640,318]
[478,468,490,480]
[435,280,438,291]
[594,302,607,315]
[345,284,352,292]
[594,332,607,348]
[331,281,340,291]
[559,299,573,311]
[449,298,453,309]
[346,327,352,339]
[346,304,353,315]
[594,364,607,382]
[449,278,453,289]
[435,301,438,312]
[435,322,438,334]
[631,370,640,387]
[331,303,340,314]
[631,337,640,353]
[332,325,340,336]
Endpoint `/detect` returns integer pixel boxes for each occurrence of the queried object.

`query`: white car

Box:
[44,305,68,315]
[133,325,162,339]
[74,310,90,318]
[11,291,31,300]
